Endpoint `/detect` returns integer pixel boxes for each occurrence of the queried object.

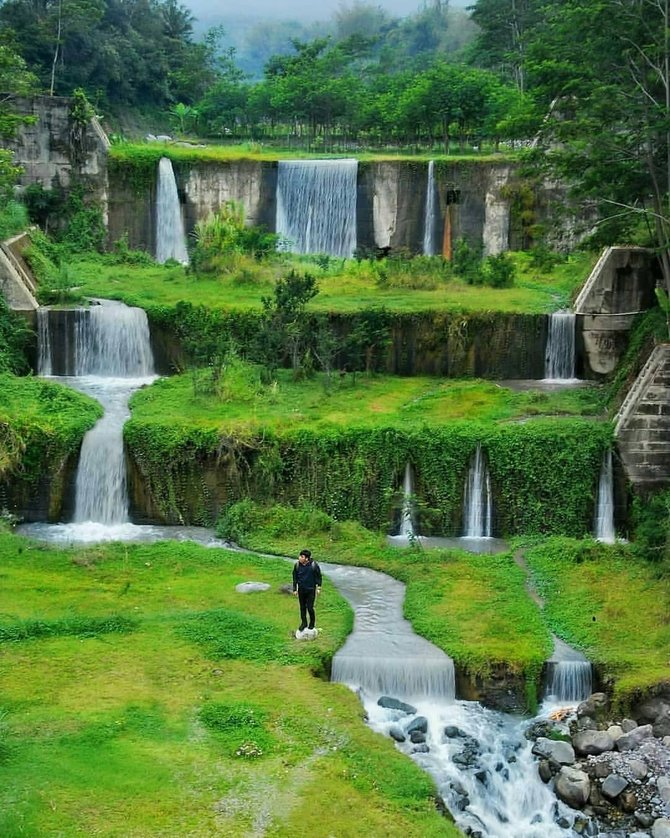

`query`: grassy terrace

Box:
[129,367,606,434]
[0,532,457,837]
[67,250,597,315]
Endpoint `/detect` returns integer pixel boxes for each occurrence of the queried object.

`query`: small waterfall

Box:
[328,564,455,700]
[422,160,437,256]
[276,159,358,257]
[544,311,576,380]
[463,445,492,538]
[398,462,416,538]
[37,307,52,376]
[594,449,616,543]
[155,157,189,265]
[546,661,593,703]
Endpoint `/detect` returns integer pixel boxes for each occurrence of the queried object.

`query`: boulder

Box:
[409,729,426,744]
[538,759,553,783]
[555,766,591,809]
[621,718,638,733]
[606,724,624,741]
[601,773,628,799]
[628,758,649,780]
[444,725,467,739]
[412,743,429,753]
[636,697,670,725]
[577,693,610,720]
[656,775,670,806]
[573,730,615,756]
[532,736,576,765]
[620,790,638,812]
[653,818,670,838]
[378,696,417,714]
[406,716,428,735]
[653,710,670,738]
[389,725,406,743]
[616,724,653,751]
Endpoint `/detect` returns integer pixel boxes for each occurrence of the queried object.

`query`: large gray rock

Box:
[555,766,591,809]
[573,730,615,756]
[636,697,670,724]
[601,773,628,799]
[577,692,610,719]
[389,725,406,743]
[628,758,649,780]
[622,718,638,733]
[653,818,670,838]
[616,724,654,751]
[606,724,624,741]
[532,737,576,765]
[406,716,428,735]
[653,710,670,738]
[377,696,417,714]
[657,775,670,806]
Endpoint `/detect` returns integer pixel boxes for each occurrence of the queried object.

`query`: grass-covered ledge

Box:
[0,531,457,837]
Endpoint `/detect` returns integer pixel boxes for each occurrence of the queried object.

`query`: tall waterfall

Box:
[594,449,616,543]
[422,160,437,256]
[463,444,492,538]
[544,311,576,380]
[155,157,189,265]
[276,159,358,257]
[398,462,416,538]
[38,301,155,527]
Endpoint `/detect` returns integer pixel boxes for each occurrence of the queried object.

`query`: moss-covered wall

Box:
[125,419,612,536]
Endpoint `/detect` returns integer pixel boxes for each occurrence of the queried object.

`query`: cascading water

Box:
[545,639,592,704]
[422,160,437,256]
[275,159,358,257]
[594,449,616,543]
[155,156,189,265]
[544,311,577,381]
[328,561,580,837]
[398,462,416,539]
[463,444,492,538]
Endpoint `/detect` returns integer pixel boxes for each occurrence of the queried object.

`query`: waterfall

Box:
[328,563,455,700]
[545,661,593,703]
[463,445,492,538]
[544,311,576,380]
[37,301,155,529]
[398,462,416,538]
[276,159,358,257]
[422,160,437,256]
[594,449,616,543]
[155,157,189,265]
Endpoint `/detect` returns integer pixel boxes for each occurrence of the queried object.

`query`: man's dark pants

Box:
[298,588,316,630]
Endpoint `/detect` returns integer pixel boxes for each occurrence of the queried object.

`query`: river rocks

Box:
[555,766,591,808]
[532,736,576,765]
[406,716,428,735]
[444,725,468,739]
[377,696,417,714]
[574,730,616,755]
[652,818,670,837]
[601,774,628,799]
[657,775,670,805]
[616,724,654,751]
[577,693,610,722]
[389,724,406,743]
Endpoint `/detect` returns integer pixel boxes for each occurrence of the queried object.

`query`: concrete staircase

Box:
[615,344,670,489]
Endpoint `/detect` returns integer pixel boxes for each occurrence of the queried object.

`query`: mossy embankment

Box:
[0,531,457,837]
[124,367,611,535]
[0,374,102,518]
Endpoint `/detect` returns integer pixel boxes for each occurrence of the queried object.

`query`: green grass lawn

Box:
[128,366,606,438]
[0,532,457,837]
[67,249,596,316]
[522,537,670,705]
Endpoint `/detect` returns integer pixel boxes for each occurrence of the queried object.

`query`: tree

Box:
[0,41,38,201]
[258,271,319,377]
[469,0,539,92]
[526,0,670,303]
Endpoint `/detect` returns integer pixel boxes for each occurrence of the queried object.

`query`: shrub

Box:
[482,252,516,288]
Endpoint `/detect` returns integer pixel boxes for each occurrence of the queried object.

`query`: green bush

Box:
[482,252,516,288]
[633,489,670,564]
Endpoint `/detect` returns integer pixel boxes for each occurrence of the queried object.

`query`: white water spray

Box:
[423,160,437,256]
[276,159,358,257]
[544,312,577,381]
[398,462,416,539]
[594,449,616,543]
[155,156,189,264]
[463,444,493,538]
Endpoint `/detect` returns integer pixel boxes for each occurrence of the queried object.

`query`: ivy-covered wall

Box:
[125,418,613,537]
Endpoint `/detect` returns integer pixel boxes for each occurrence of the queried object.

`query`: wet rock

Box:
[652,818,670,838]
[616,724,654,751]
[557,817,572,829]
[601,774,628,799]
[411,743,429,753]
[532,736,575,765]
[409,729,426,744]
[389,724,406,743]
[525,719,555,740]
[539,759,554,783]
[578,693,610,721]
[378,696,417,714]
[406,716,428,735]
[555,766,591,809]
[444,725,467,739]
[475,769,488,785]
[573,730,615,756]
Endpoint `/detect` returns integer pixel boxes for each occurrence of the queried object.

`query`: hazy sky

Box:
[184,0,466,23]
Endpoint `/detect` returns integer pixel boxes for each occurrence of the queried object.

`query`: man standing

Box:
[292,549,322,636]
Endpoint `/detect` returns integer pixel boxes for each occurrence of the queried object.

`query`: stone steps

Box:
[615,344,670,489]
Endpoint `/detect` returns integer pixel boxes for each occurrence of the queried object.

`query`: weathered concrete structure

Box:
[575,247,661,378]
[615,344,670,489]
[0,232,38,313]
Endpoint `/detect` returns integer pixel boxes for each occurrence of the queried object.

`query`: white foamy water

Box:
[544,311,578,382]
[463,444,493,539]
[594,449,615,543]
[156,156,189,264]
